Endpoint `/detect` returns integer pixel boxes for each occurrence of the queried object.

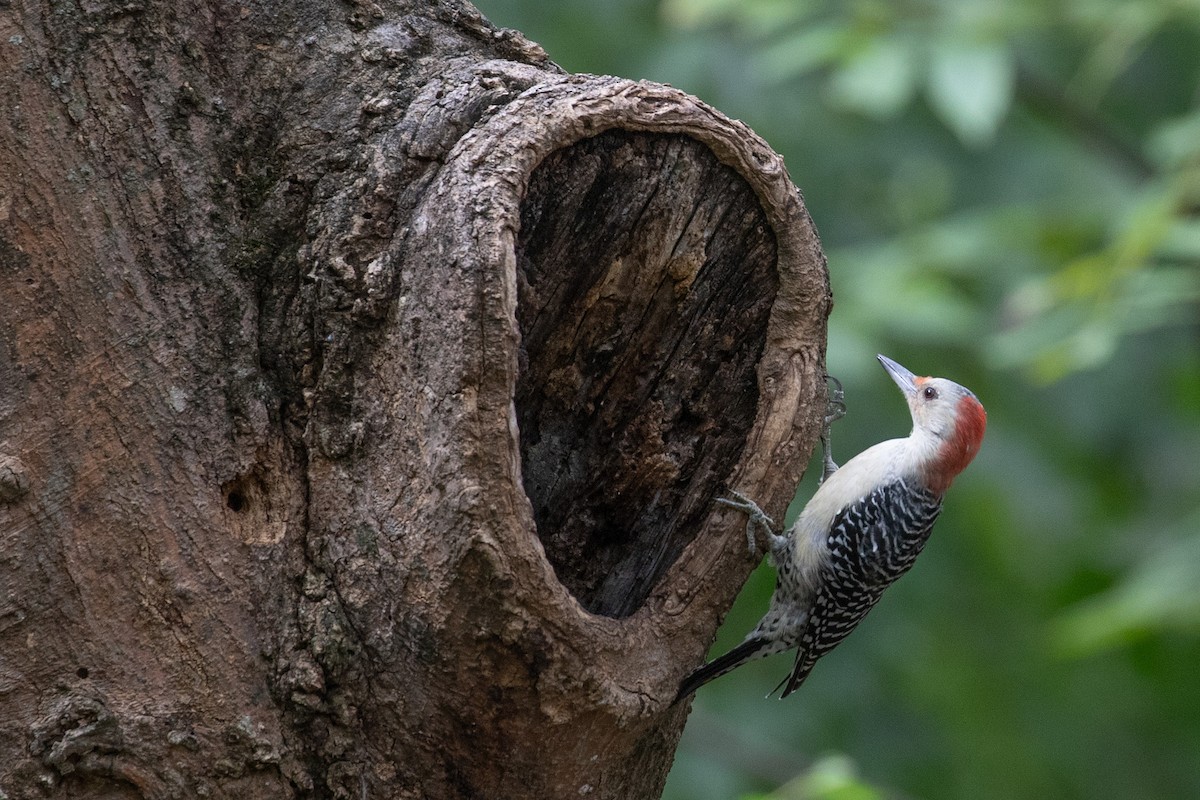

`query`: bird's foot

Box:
[820,373,845,484]
[717,490,778,555]
[824,373,846,427]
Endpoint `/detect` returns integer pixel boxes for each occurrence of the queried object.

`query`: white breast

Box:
[788,432,940,581]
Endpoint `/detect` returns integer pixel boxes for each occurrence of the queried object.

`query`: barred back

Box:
[781,478,942,696]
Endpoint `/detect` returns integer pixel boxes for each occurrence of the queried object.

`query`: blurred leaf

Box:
[1149,111,1200,168]
[660,0,816,31]
[757,23,857,80]
[926,41,1015,147]
[1158,219,1200,259]
[826,37,918,118]
[1111,182,1176,267]
[659,0,739,28]
[1053,513,1200,657]
[1067,0,1164,105]
[1117,266,1200,327]
[989,172,1198,380]
[991,257,1200,381]
[742,754,887,800]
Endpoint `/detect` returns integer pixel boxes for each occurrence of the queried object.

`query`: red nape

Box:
[928,395,987,494]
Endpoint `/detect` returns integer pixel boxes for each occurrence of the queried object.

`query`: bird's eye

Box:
[922,386,939,401]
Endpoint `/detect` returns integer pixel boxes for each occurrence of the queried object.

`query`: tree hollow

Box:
[516,130,777,617]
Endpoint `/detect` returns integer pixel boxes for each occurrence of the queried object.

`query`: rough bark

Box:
[0,1,830,798]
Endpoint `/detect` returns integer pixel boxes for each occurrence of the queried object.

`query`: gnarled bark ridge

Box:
[0,2,830,798]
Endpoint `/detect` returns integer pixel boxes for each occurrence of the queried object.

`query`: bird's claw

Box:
[717,490,777,555]
[820,373,845,484]
[824,374,846,427]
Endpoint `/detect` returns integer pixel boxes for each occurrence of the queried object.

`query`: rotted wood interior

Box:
[515,130,779,618]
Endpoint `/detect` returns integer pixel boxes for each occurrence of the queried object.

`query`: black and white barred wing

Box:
[779,479,942,697]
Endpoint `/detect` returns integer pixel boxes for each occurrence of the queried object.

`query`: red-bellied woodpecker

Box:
[677,355,986,701]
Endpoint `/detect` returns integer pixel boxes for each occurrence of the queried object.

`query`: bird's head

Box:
[878,354,987,494]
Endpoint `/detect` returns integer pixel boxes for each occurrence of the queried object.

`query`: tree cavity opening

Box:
[514,130,778,618]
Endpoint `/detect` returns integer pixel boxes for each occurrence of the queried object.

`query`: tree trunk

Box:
[0,1,830,798]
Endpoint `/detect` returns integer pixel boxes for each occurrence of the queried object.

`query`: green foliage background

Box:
[472,2,1200,798]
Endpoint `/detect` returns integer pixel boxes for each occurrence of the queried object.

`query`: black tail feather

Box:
[674,636,770,704]
[775,656,815,699]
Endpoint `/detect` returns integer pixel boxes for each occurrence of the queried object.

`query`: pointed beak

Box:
[877,354,918,397]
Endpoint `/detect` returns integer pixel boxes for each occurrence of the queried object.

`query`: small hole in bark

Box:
[514,130,777,618]
[76,667,89,678]
[226,491,247,512]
